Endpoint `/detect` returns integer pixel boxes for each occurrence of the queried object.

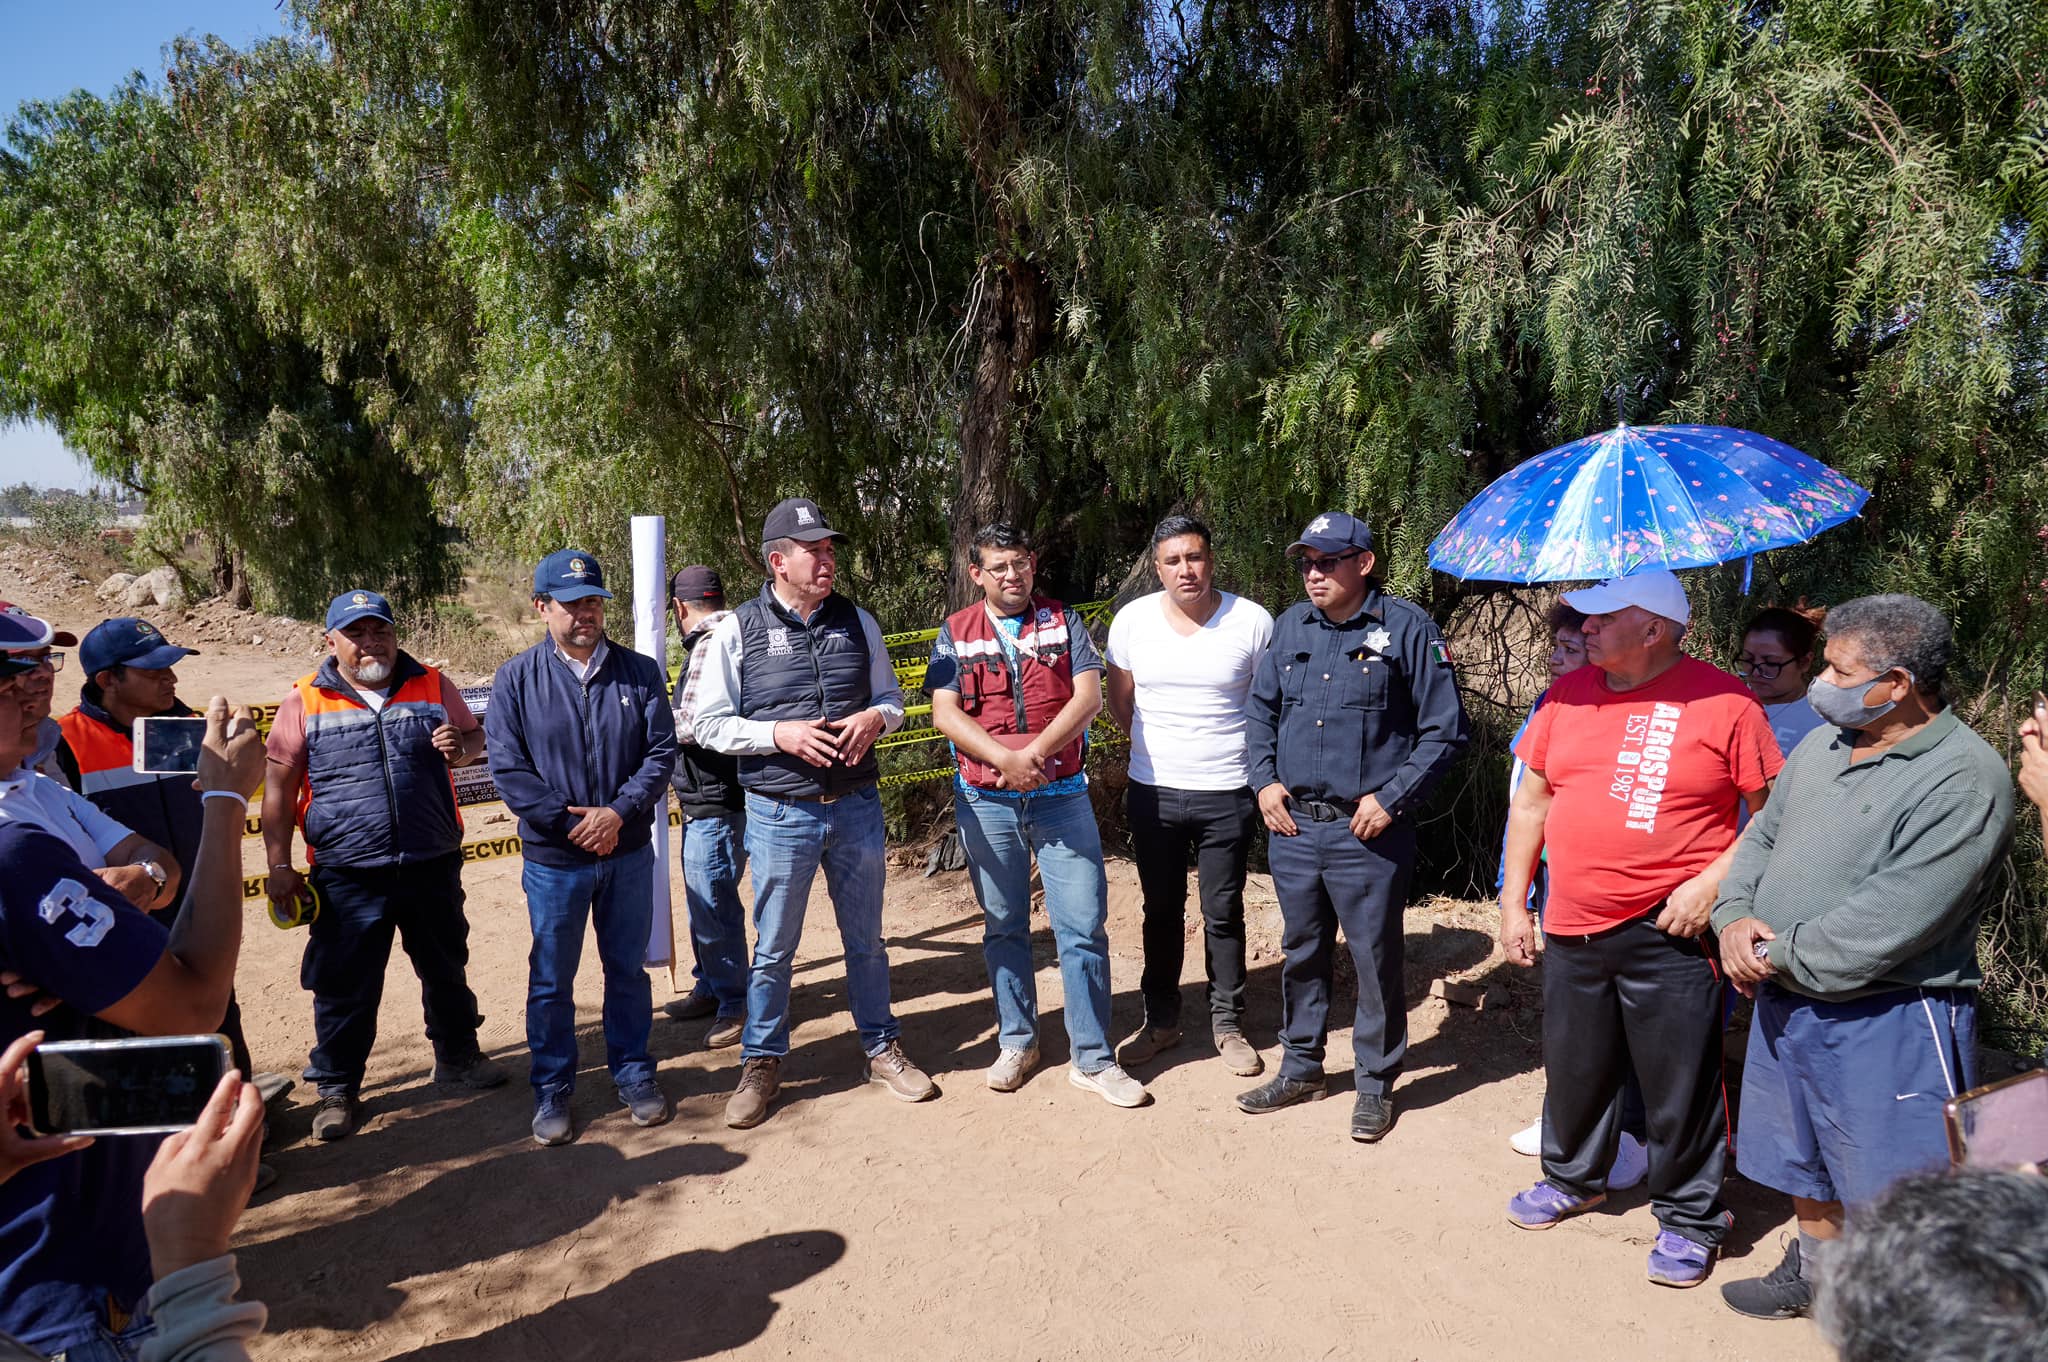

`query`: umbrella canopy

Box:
[1428,424,1869,584]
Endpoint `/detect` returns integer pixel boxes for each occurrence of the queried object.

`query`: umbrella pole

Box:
[1742,554,1756,595]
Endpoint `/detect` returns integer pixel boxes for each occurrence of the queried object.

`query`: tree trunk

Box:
[937,34,1058,610]
[209,538,252,609]
[950,252,1053,608]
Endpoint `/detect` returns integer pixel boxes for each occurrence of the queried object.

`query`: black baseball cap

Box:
[1286,511,1375,557]
[760,497,845,548]
[671,566,726,603]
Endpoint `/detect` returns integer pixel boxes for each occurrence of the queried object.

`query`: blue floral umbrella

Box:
[1428,423,1868,587]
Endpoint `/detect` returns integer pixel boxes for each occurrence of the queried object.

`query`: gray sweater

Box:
[1710,708,2014,1001]
[138,1255,264,1362]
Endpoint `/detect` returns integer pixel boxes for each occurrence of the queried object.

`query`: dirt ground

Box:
[5,547,1835,1362]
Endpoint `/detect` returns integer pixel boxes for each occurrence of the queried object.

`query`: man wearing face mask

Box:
[1500,569,1780,1290]
[265,590,504,1143]
[489,551,679,1146]
[1710,595,2014,1322]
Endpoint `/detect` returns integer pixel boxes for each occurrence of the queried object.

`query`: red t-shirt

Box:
[1515,656,1782,933]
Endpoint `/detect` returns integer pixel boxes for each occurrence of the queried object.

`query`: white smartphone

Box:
[132,715,208,774]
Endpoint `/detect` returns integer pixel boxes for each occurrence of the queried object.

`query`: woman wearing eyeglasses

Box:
[1736,606,1828,759]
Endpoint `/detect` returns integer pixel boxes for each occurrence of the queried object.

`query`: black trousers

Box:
[1541,915,1730,1246]
[1129,783,1258,1032]
[300,852,485,1097]
[1267,815,1416,1094]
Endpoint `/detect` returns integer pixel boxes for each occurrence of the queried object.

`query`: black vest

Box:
[671,626,742,815]
[735,585,877,797]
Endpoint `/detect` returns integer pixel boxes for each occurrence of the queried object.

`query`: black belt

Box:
[1296,797,1359,823]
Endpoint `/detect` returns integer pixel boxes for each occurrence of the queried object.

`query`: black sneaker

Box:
[1351,1092,1395,1142]
[1720,1238,1813,1319]
[1235,1072,1326,1114]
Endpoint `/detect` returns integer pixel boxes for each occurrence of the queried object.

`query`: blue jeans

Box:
[50,1315,153,1362]
[682,809,750,1017]
[954,786,1113,1071]
[521,843,656,1097]
[741,786,897,1059]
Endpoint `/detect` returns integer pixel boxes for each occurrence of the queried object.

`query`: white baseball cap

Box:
[1562,569,1691,627]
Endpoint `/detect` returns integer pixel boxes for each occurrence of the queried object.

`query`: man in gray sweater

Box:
[1710,594,2015,1322]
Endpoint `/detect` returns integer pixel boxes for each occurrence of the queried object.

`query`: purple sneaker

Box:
[1647,1230,1716,1287]
[1506,1179,1607,1230]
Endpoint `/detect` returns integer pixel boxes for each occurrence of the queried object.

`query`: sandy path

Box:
[3,560,1830,1361]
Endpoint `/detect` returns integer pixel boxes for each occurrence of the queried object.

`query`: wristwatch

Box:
[137,859,168,893]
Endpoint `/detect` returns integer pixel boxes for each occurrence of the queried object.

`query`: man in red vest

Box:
[927,523,1147,1107]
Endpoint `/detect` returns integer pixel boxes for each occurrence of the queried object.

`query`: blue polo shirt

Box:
[0,822,170,1354]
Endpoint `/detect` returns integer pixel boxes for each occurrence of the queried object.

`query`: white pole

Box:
[630,514,675,972]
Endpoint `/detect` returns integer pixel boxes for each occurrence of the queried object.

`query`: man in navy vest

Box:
[488,552,679,1146]
[264,590,505,1142]
[693,497,937,1128]
[927,524,1146,1106]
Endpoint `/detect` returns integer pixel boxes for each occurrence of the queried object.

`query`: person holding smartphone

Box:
[49,619,264,1092]
[0,668,264,1361]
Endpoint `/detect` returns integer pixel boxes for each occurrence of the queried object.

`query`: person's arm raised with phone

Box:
[94,698,265,1036]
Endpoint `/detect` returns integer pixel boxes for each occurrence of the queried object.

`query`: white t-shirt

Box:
[0,766,133,868]
[1105,591,1273,790]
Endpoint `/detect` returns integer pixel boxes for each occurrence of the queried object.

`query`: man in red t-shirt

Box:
[1498,569,1781,1289]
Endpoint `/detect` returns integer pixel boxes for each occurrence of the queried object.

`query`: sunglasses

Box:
[1296,550,1364,576]
[1734,656,1795,679]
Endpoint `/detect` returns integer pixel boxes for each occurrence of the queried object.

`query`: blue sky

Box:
[1,0,290,490]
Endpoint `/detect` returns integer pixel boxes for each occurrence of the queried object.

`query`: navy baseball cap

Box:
[1286,511,1375,557]
[80,617,198,678]
[760,497,845,548]
[325,589,396,631]
[534,549,613,602]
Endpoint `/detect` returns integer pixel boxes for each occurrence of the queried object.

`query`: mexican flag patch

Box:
[1430,639,1454,666]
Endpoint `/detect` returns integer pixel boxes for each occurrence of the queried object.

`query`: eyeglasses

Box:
[6,650,61,673]
[1734,655,1794,679]
[1296,550,1364,576]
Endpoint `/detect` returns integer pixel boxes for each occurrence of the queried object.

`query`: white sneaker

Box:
[986,1045,1040,1093]
[1069,1062,1151,1108]
[1510,1117,1543,1156]
[1608,1132,1649,1190]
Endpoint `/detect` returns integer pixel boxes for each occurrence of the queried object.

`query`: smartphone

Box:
[132,715,208,774]
[26,1034,232,1136]
[1944,1067,2048,1170]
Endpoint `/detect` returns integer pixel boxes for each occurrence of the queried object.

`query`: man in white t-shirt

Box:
[1104,514,1274,1076]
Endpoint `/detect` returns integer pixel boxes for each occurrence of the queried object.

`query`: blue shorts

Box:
[1737,982,1974,1206]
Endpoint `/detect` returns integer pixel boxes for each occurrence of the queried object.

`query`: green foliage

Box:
[22,488,116,547]
[0,68,459,615]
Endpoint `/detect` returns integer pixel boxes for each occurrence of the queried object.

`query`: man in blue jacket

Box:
[487,549,679,1146]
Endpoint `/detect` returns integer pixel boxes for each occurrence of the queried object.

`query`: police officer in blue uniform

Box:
[1239,511,1468,1142]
